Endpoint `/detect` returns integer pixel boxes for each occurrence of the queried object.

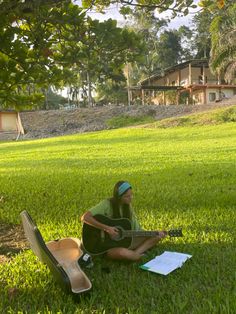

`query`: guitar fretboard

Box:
[123,230,160,238]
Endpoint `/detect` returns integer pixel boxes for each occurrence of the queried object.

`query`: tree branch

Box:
[118,0,184,13]
[0,48,26,67]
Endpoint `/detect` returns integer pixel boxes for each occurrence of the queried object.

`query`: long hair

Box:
[109,181,131,219]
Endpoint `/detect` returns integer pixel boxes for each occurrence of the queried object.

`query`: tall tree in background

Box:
[155,30,183,69]
[124,8,193,86]
[58,17,144,106]
[125,8,167,82]
[177,25,194,61]
[191,9,213,59]
[95,78,128,105]
[210,3,236,83]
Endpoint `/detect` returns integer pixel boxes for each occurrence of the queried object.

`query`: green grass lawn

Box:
[0,120,236,313]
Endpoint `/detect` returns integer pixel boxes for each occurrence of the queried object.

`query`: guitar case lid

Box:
[20,210,92,296]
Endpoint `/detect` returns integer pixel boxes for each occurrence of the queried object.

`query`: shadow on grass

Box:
[1,241,235,313]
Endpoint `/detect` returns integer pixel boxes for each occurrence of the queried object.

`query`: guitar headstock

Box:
[168,229,183,237]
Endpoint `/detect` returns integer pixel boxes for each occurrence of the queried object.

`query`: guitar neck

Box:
[123,230,160,238]
[123,228,182,238]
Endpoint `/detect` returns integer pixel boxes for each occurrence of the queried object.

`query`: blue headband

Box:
[118,182,132,196]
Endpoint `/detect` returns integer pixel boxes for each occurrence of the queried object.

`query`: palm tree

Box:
[210,3,236,83]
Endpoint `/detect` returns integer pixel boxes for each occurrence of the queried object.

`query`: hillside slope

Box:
[3,100,236,140]
[142,104,236,128]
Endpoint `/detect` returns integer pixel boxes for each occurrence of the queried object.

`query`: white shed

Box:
[0,111,24,140]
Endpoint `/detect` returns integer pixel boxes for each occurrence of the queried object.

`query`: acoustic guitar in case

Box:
[20,210,92,296]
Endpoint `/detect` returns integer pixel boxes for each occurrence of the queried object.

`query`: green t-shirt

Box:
[89,199,141,231]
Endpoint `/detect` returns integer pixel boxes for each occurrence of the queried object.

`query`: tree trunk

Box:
[127,63,131,106]
[87,71,93,107]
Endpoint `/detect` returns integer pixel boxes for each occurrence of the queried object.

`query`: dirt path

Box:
[0,223,28,264]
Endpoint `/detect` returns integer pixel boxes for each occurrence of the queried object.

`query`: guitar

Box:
[82,214,183,255]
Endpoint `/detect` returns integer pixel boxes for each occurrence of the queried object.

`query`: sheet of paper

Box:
[140,251,192,275]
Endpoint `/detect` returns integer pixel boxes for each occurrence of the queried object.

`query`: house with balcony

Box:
[131,59,236,105]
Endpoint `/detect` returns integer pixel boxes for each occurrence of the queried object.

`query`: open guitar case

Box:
[20,210,92,297]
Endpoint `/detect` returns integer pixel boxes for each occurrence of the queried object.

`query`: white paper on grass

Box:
[141,251,192,275]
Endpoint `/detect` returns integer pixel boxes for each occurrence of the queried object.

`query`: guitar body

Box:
[82,214,183,255]
[82,214,133,255]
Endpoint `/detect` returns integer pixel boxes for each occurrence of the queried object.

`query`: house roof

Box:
[130,85,183,91]
[140,59,209,86]
[0,110,17,113]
